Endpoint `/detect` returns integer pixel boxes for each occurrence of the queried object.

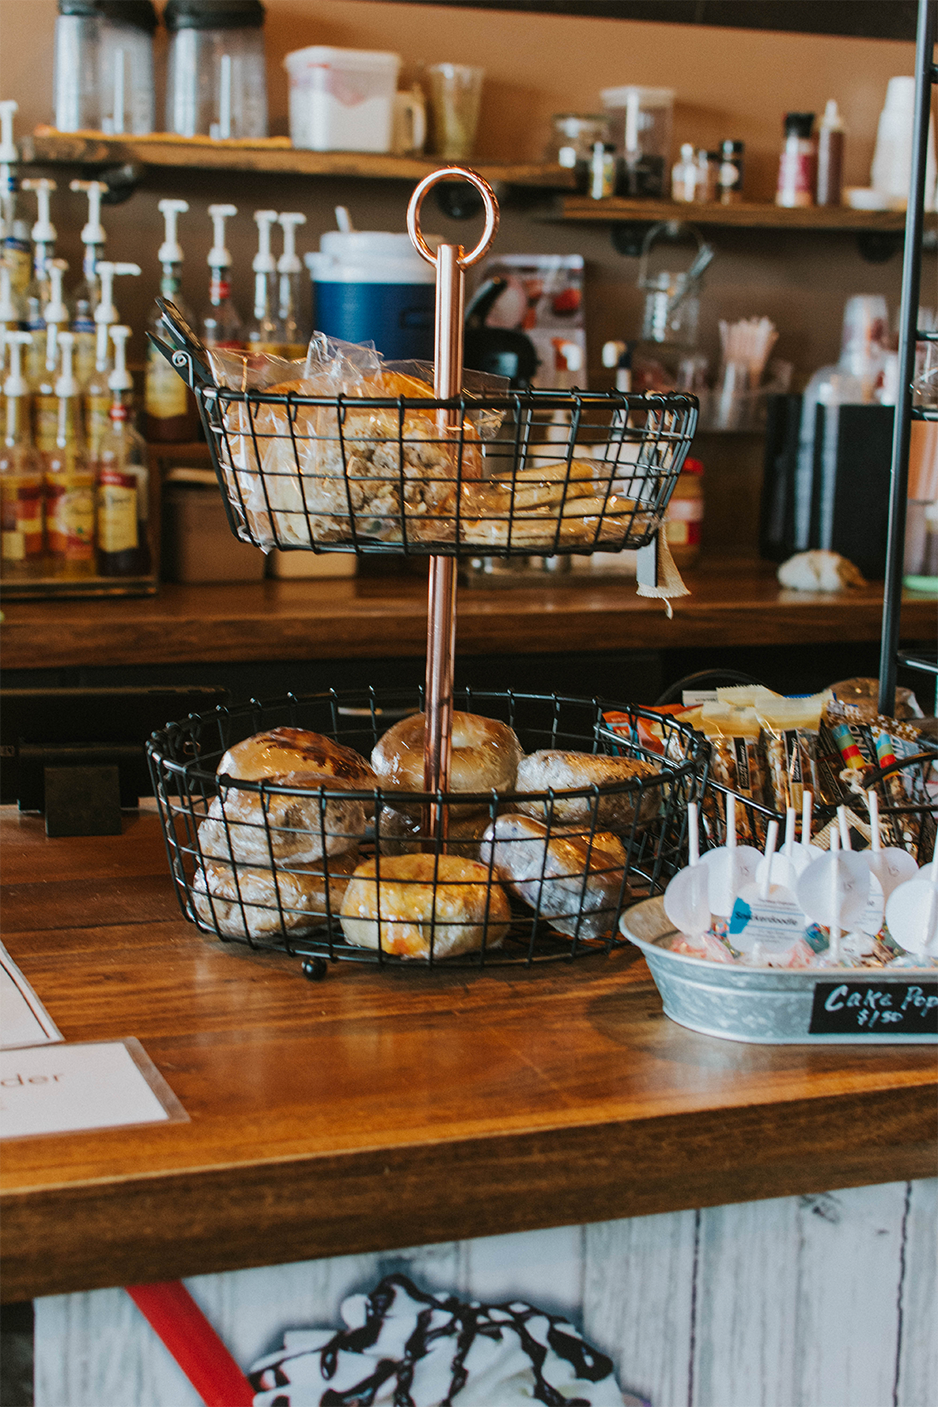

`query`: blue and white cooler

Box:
[304,230,439,362]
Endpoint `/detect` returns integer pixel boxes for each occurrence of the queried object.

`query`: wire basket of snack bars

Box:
[148,689,707,971]
[686,681,936,861]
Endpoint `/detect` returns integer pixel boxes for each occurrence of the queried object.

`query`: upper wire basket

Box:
[148,689,707,971]
[193,384,698,558]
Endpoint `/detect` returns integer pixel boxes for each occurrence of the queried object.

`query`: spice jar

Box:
[664,456,704,566]
[776,112,816,208]
[718,140,744,203]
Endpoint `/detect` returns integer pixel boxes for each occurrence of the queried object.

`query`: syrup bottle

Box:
[69,178,109,388]
[202,202,243,351]
[245,209,281,354]
[44,331,96,579]
[276,211,307,359]
[145,197,198,441]
[85,259,141,461]
[31,257,70,458]
[0,329,44,580]
[96,324,151,577]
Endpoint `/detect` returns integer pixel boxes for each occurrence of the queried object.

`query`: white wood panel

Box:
[582,1206,698,1407]
[691,1182,909,1407]
[895,1178,938,1407]
[457,1223,584,1313]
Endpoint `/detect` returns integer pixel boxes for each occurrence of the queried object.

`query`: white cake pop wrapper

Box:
[729,820,809,965]
[885,855,938,958]
[795,822,870,966]
[699,793,761,918]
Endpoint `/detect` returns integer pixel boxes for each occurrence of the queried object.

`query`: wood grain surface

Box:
[558,196,938,232]
[2,808,935,1303]
[2,562,934,669]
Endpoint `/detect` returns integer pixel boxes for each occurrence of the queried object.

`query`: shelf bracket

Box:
[610,221,656,257]
[855,229,903,263]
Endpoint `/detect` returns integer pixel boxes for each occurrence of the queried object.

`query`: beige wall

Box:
[0,0,925,505]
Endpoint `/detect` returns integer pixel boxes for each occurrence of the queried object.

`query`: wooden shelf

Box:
[555,195,936,232]
[21,129,577,190]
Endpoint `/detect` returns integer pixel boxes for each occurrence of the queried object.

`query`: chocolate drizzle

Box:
[250,1273,618,1407]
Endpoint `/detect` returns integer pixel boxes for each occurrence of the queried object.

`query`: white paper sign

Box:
[0,1039,186,1140]
[1,944,63,1050]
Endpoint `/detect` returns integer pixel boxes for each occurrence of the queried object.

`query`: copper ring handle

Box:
[406,167,500,268]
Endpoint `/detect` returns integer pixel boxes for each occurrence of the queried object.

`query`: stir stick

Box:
[406,169,499,839]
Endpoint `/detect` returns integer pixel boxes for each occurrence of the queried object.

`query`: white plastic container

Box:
[284,46,400,153]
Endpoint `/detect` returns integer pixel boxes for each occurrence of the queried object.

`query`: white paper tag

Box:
[1,944,62,1050]
[729,893,806,945]
[0,1039,187,1140]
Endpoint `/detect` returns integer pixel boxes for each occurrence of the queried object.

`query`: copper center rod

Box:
[424,242,465,823]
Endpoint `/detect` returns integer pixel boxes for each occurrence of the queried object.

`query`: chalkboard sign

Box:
[809,981,938,1036]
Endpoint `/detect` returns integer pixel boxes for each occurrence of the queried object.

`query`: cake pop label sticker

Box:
[808,980,938,1036]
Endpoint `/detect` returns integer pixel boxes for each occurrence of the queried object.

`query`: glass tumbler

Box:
[426,63,484,161]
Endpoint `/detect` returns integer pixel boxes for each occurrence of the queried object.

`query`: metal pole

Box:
[406,169,499,839]
[878,0,936,716]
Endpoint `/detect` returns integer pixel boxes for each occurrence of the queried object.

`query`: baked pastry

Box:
[197,770,368,866]
[480,812,628,939]
[218,727,376,785]
[371,710,523,798]
[191,851,358,940]
[515,749,661,831]
[339,853,511,959]
[236,372,484,547]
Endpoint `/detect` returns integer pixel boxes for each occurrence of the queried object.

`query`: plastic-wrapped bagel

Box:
[192,851,359,940]
[515,749,661,831]
[197,770,368,866]
[339,853,511,959]
[480,813,628,939]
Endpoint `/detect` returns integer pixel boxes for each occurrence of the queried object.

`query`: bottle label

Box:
[2,475,44,564]
[46,477,95,561]
[145,345,187,419]
[98,470,139,554]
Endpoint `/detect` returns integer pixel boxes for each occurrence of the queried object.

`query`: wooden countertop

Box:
[2,809,935,1303]
[2,561,934,670]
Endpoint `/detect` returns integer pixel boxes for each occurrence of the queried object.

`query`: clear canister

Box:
[98,1,157,135]
[53,0,102,132]
[547,113,609,192]
[664,456,704,566]
[165,0,268,140]
[600,85,674,197]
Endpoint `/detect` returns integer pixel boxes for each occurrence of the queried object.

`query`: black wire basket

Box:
[148,689,707,972]
[193,384,698,558]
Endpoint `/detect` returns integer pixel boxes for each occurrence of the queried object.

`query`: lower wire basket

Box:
[147,689,706,969]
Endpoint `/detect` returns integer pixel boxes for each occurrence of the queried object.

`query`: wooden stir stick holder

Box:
[406,169,499,841]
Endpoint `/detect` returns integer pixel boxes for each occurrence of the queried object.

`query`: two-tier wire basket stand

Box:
[147,168,704,972]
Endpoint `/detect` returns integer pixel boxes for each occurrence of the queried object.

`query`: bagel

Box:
[514,750,661,831]
[218,727,376,785]
[480,812,627,940]
[192,851,358,940]
[198,770,368,867]
[371,711,522,801]
[339,853,510,959]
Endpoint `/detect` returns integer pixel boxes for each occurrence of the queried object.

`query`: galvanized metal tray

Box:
[621,897,938,1044]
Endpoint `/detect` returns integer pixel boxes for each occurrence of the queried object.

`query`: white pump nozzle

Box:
[94,261,141,370]
[22,177,57,244]
[70,179,108,247]
[157,198,189,264]
[54,330,78,399]
[253,210,278,274]
[208,203,237,271]
[107,324,132,393]
[0,263,17,323]
[4,330,32,399]
[277,213,306,274]
[0,100,18,165]
[44,258,70,371]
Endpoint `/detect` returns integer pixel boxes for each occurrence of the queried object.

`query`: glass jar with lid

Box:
[53,0,102,132]
[165,0,268,140]
[546,114,609,192]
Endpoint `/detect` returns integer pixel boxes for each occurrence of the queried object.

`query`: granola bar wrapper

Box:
[823,698,937,855]
[754,692,828,816]
[700,704,767,845]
